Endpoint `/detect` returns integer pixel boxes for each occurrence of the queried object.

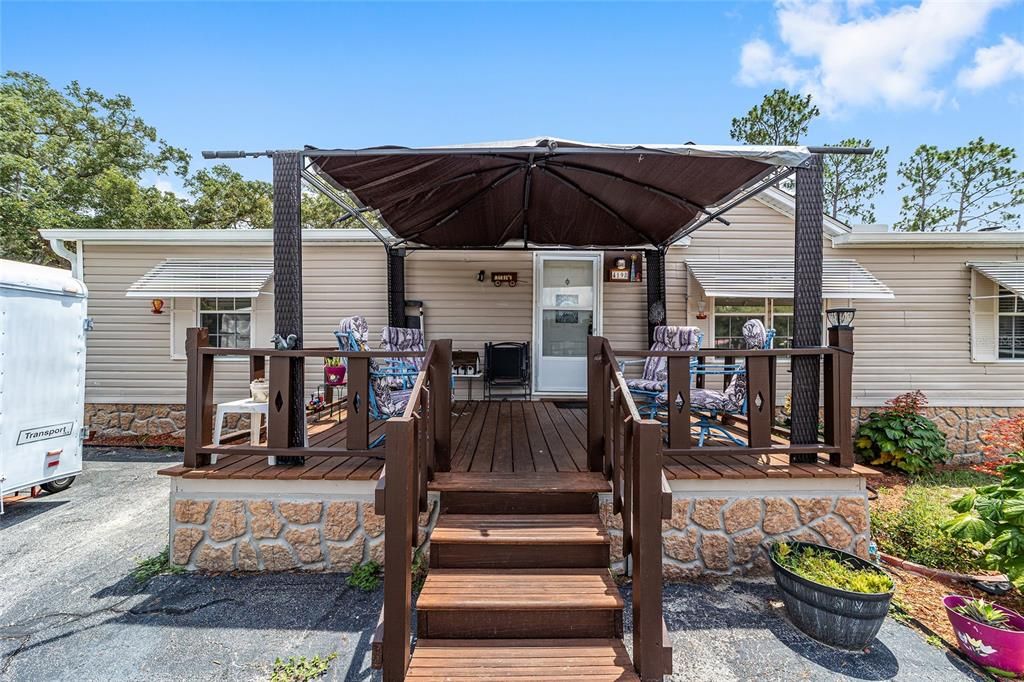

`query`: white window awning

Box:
[126,259,274,298]
[969,262,1024,297]
[686,258,894,300]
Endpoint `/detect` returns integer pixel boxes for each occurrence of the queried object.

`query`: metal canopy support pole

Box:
[387,247,407,328]
[644,249,667,346]
[790,154,824,464]
[273,151,306,465]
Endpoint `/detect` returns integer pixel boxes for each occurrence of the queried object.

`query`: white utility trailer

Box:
[0,259,88,511]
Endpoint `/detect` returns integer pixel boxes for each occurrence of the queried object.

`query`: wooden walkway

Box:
[158,400,875,481]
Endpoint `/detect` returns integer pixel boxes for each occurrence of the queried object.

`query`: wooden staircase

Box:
[406,472,639,681]
[372,337,670,680]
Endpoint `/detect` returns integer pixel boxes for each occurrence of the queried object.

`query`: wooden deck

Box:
[158,400,875,482]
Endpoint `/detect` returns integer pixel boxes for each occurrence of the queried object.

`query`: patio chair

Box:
[484,342,531,400]
[335,316,415,447]
[681,319,774,447]
[381,326,425,388]
[623,326,703,420]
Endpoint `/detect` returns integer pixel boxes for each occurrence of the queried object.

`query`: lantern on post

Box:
[826,308,856,351]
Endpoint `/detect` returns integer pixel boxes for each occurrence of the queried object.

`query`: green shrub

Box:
[346,561,382,591]
[871,477,986,574]
[944,450,1024,589]
[773,542,893,594]
[855,391,950,474]
[132,546,184,582]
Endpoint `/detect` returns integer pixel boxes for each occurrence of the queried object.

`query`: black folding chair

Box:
[484,342,531,400]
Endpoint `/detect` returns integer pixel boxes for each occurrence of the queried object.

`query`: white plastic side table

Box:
[212,398,269,464]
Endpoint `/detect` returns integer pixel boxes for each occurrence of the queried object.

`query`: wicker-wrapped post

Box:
[387,247,407,328]
[644,249,667,346]
[272,151,305,465]
[790,154,824,464]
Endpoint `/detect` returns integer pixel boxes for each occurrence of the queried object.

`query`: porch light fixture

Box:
[150,298,165,315]
[826,307,856,329]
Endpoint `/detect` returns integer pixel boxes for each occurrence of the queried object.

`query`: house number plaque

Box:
[492,272,518,287]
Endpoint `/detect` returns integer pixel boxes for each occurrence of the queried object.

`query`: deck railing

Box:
[182,327,439,466]
[595,328,855,466]
[588,336,673,680]
[371,339,452,681]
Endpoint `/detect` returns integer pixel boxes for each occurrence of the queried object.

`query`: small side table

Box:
[453,372,483,401]
[212,398,269,465]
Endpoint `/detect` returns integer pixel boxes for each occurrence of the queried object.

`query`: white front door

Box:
[533,253,602,394]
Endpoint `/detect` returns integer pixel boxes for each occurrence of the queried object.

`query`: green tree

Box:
[897,139,1023,231]
[729,88,820,146]
[185,164,272,229]
[0,71,190,262]
[822,138,888,224]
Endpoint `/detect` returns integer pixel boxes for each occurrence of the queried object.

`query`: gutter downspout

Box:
[48,238,82,279]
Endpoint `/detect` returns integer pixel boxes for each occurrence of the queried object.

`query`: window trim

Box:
[708,296,823,352]
[970,271,1024,364]
[169,296,257,360]
[997,285,1024,361]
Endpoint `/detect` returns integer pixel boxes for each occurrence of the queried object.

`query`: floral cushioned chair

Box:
[625,326,703,419]
[335,316,416,447]
[671,318,774,446]
[381,326,425,387]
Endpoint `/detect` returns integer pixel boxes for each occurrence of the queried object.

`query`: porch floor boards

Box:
[157,400,873,481]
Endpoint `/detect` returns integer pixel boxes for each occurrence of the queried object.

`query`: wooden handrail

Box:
[588,336,672,679]
[375,339,452,680]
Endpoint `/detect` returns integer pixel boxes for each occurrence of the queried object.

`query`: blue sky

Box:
[3,0,1023,225]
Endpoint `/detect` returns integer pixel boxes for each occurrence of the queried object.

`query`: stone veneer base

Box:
[169,475,869,579]
[168,477,438,572]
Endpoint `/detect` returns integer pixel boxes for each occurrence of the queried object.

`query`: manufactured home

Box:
[35,139,1024,680]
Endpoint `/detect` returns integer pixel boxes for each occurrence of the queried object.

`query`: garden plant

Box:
[855,391,950,474]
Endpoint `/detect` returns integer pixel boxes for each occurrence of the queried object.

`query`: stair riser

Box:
[418,609,623,639]
[430,543,610,569]
[441,491,598,515]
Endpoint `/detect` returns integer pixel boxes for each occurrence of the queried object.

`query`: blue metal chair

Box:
[623,326,703,420]
[381,326,425,388]
[677,319,775,447]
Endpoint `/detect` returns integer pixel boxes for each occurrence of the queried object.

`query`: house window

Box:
[712,297,797,349]
[199,297,252,349]
[998,286,1024,359]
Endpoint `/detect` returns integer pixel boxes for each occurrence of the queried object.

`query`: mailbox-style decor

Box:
[491,272,518,287]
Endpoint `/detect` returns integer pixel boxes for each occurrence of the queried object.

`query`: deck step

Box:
[430,514,610,568]
[429,472,611,493]
[406,638,640,680]
[416,568,624,639]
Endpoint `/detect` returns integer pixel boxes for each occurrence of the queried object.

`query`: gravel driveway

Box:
[1,447,984,681]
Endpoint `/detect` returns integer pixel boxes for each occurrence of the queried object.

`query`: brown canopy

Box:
[307,137,811,249]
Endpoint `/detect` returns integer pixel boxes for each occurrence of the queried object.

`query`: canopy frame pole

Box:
[301,168,393,246]
[790,154,825,464]
[645,248,668,346]
[668,166,797,244]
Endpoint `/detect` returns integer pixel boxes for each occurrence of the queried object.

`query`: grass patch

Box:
[774,542,893,594]
[871,471,994,573]
[346,561,382,592]
[132,546,184,582]
[270,653,337,682]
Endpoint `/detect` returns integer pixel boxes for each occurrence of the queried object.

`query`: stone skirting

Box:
[601,479,871,579]
[168,477,438,572]
[853,406,1024,463]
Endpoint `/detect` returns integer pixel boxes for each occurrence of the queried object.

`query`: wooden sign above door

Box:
[604,251,643,283]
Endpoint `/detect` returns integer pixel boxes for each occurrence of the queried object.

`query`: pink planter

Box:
[324,365,347,386]
[944,595,1024,678]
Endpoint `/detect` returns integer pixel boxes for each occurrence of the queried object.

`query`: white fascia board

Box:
[752,187,851,237]
[832,232,1024,249]
[38,228,383,246]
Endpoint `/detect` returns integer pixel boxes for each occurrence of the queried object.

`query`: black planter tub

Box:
[769,541,895,650]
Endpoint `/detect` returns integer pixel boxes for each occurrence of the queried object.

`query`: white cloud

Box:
[737,0,1011,114]
[957,35,1024,90]
[153,178,186,197]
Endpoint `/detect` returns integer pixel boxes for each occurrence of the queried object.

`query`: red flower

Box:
[884,390,928,416]
[979,415,1024,460]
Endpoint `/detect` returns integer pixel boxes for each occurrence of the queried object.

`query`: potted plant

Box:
[944,595,1024,678]
[769,541,895,650]
[324,357,347,387]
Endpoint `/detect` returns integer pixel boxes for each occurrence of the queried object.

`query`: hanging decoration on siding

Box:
[491,272,518,287]
[604,251,643,282]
